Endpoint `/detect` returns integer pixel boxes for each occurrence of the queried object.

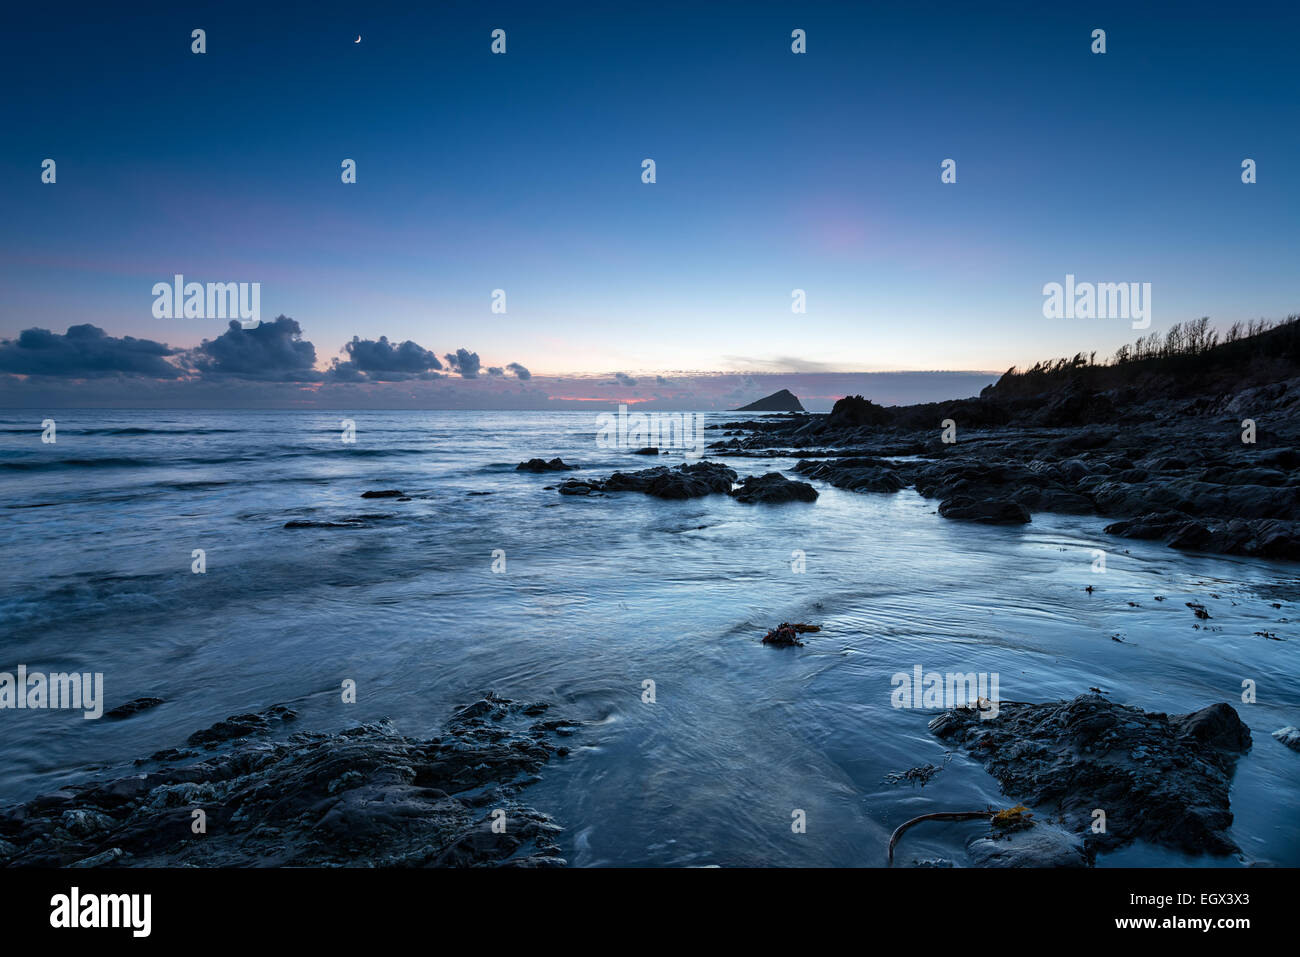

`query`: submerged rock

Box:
[516,458,578,472]
[761,622,820,647]
[105,697,165,721]
[0,694,572,867]
[1273,726,1300,751]
[360,489,404,498]
[930,694,1251,856]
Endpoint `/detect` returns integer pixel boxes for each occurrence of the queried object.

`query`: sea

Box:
[2,409,1297,866]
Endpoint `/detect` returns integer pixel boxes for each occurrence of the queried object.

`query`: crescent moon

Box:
[355,35,361,43]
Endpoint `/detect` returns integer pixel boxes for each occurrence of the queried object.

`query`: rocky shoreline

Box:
[0,693,573,867]
[707,380,1300,559]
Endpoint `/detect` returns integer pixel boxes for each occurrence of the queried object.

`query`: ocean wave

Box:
[0,427,243,436]
[0,446,440,471]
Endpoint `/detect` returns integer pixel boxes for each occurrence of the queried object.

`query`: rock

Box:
[186,705,297,747]
[1172,702,1251,750]
[105,697,165,721]
[556,462,737,500]
[0,695,572,867]
[1272,727,1300,751]
[930,694,1251,856]
[728,472,818,504]
[938,496,1031,524]
[360,489,404,498]
[1009,485,1095,514]
[516,458,577,472]
[732,389,806,413]
[631,447,659,455]
[761,622,820,647]
[1038,389,1117,427]
[795,458,905,494]
[827,395,891,428]
[1168,521,1214,550]
[967,823,1089,868]
[1104,511,1195,540]
[69,848,125,868]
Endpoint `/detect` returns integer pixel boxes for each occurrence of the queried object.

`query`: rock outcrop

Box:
[930,694,1252,856]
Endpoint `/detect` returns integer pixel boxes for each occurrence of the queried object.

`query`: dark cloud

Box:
[193,316,320,381]
[614,372,638,387]
[442,348,481,378]
[486,366,504,376]
[656,375,671,385]
[0,324,180,378]
[329,335,443,381]
[506,362,531,380]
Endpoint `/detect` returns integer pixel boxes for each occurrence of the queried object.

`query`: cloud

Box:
[0,324,181,378]
[486,366,504,376]
[721,355,843,374]
[506,362,531,380]
[329,335,444,381]
[193,316,320,381]
[442,348,481,378]
[613,372,638,386]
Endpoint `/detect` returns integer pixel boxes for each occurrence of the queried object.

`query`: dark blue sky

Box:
[1,0,1297,407]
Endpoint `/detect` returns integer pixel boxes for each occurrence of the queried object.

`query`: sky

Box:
[1,0,1297,410]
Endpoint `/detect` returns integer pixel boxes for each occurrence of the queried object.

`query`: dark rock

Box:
[360,490,404,498]
[827,394,891,428]
[760,622,820,647]
[0,695,571,868]
[1033,388,1117,428]
[930,694,1251,856]
[631,447,659,455]
[557,462,737,500]
[728,472,818,504]
[187,705,297,747]
[105,698,165,721]
[1104,511,1194,540]
[938,496,1031,524]
[733,389,806,413]
[516,458,577,472]
[795,458,905,494]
